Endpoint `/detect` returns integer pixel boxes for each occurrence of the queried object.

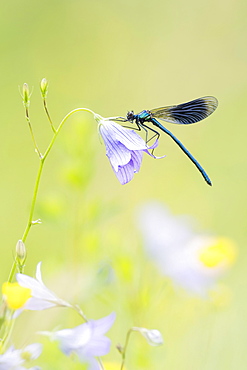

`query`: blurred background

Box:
[0,0,246,369]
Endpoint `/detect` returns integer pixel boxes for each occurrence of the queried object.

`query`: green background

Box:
[0,0,246,369]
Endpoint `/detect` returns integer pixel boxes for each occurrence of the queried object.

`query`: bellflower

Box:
[95,114,164,185]
[41,312,116,370]
[11,262,71,315]
[138,202,237,298]
[0,343,42,370]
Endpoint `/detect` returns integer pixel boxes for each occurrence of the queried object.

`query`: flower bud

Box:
[135,327,164,346]
[116,344,124,354]
[40,78,48,98]
[16,239,26,268]
[22,83,30,108]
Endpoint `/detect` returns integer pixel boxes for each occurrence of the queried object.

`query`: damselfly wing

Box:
[150,96,218,124]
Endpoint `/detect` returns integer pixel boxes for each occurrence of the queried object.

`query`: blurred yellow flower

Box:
[199,237,237,268]
[2,282,31,310]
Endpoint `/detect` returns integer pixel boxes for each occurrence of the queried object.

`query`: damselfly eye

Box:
[126,111,134,121]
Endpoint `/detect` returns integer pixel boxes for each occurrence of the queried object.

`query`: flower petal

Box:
[91,312,116,337]
[144,139,166,159]
[35,262,44,285]
[17,267,69,309]
[103,138,131,171]
[82,337,111,357]
[24,298,56,310]
[22,343,43,360]
[113,162,135,185]
[100,121,147,150]
[86,357,101,370]
[53,323,92,354]
[130,150,143,172]
[17,274,57,301]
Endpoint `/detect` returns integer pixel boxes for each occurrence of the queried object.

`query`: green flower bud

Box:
[40,78,48,98]
[16,239,26,267]
[22,83,30,108]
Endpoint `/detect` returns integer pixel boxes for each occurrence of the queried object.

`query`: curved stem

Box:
[8,107,96,282]
[43,108,95,160]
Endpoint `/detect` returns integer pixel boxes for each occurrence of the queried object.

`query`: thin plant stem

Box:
[25,108,43,159]
[72,304,88,322]
[42,108,95,161]
[22,160,44,242]
[120,329,133,370]
[0,311,16,353]
[98,357,105,370]
[8,108,96,282]
[43,99,56,133]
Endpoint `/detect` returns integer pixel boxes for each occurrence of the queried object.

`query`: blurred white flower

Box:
[14,262,71,315]
[41,312,116,370]
[138,202,237,297]
[0,343,42,370]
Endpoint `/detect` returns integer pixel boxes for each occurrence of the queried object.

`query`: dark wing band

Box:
[150,96,218,124]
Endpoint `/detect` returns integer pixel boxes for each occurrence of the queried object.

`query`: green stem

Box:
[43,99,56,133]
[25,108,43,159]
[72,304,88,322]
[98,357,105,370]
[0,311,15,353]
[120,329,133,370]
[43,108,95,160]
[8,107,96,282]
[22,160,44,242]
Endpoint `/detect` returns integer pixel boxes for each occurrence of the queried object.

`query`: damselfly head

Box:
[126,110,135,122]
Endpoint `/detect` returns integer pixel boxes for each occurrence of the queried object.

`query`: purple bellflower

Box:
[41,312,116,370]
[95,114,164,184]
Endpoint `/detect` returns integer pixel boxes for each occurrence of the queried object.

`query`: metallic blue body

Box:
[150,117,212,186]
[124,96,218,186]
[132,110,212,186]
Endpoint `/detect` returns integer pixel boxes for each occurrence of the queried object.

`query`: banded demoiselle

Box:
[115,96,218,186]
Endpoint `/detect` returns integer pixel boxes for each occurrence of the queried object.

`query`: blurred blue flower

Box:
[42,312,116,370]
[0,343,42,370]
[96,115,164,184]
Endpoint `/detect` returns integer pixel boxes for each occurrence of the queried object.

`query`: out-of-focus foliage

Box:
[0,0,246,369]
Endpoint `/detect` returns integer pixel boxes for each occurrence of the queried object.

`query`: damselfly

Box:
[115,96,218,186]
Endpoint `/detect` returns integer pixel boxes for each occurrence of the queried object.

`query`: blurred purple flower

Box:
[137,202,237,298]
[96,115,164,184]
[41,312,116,370]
